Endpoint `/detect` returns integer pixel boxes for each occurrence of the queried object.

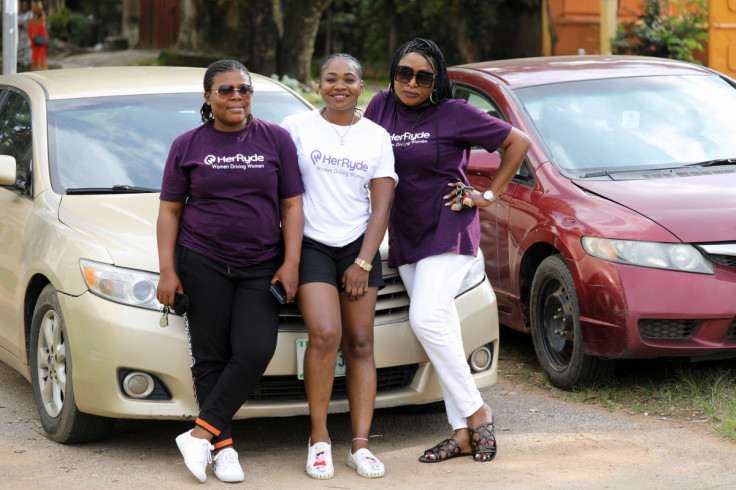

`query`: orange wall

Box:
[548,0,707,66]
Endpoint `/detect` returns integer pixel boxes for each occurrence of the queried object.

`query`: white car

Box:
[0,66,499,443]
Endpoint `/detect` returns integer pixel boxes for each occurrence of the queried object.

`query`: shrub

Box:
[611,0,708,64]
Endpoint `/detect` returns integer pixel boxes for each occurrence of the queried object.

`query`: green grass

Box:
[499,326,736,439]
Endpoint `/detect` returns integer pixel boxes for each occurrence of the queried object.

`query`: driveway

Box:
[2,358,735,489]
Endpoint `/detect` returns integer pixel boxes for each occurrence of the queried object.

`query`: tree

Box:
[279,0,333,86]
[611,0,708,64]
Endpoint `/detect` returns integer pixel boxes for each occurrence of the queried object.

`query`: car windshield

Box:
[47,92,310,193]
[516,74,736,175]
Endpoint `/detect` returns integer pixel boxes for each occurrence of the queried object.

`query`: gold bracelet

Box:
[354,257,372,272]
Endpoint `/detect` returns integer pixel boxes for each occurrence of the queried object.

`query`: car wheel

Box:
[29,284,115,443]
[529,255,616,389]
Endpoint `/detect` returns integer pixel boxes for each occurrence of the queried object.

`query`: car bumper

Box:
[59,279,498,420]
[578,259,736,359]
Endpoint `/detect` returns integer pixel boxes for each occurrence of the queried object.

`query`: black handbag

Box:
[33,34,47,46]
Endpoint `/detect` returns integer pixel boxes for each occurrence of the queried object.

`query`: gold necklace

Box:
[321,108,357,145]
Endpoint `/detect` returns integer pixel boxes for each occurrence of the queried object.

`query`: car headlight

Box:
[79,259,162,310]
[581,237,714,274]
[457,250,487,296]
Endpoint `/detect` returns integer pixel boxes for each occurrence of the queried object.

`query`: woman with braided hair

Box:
[365,38,529,463]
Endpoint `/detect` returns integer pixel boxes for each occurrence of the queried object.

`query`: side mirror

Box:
[0,155,17,186]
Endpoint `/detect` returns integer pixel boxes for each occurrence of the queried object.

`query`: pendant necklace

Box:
[322,108,357,145]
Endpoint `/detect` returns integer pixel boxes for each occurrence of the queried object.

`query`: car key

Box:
[160,306,170,328]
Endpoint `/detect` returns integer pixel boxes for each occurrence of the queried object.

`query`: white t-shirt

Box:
[281,110,397,247]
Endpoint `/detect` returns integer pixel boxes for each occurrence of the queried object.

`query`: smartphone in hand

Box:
[270,281,287,304]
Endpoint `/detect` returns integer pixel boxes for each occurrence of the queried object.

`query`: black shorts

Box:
[299,235,384,290]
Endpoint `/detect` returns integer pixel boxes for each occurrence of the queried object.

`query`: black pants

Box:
[176,245,280,448]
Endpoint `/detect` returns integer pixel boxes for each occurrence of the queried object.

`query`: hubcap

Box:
[540,282,574,369]
[36,310,67,417]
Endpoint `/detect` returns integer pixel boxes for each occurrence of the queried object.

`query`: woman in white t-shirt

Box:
[281,53,396,480]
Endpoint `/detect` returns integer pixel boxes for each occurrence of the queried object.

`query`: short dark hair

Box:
[200,59,251,125]
[318,53,363,81]
[389,38,452,104]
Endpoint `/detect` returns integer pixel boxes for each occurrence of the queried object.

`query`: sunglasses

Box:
[394,66,436,88]
[210,84,254,98]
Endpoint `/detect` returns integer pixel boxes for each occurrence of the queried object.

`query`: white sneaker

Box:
[213,447,245,483]
[306,439,334,479]
[175,429,214,483]
[347,448,385,478]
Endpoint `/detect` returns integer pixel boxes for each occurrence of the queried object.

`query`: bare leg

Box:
[339,288,379,453]
[298,283,342,444]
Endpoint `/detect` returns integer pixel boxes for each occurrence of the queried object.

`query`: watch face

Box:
[483,190,495,202]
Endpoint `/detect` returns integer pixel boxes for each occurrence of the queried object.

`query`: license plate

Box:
[296,339,346,380]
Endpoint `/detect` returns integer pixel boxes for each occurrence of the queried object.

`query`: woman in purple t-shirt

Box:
[365,39,530,463]
[157,60,304,483]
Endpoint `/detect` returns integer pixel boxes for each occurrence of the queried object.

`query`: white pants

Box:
[399,253,484,430]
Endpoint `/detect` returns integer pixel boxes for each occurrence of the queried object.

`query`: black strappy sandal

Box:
[469,414,497,462]
[418,438,471,463]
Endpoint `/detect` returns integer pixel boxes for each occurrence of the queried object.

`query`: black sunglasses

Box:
[210,84,254,98]
[394,66,436,88]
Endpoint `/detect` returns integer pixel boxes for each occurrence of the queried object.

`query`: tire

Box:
[529,255,617,389]
[29,284,115,443]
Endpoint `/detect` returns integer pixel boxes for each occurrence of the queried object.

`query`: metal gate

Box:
[139,0,179,49]
[709,0,736,78]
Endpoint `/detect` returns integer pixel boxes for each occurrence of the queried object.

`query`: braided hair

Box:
[389,38,453,105]
[200,59,252,125]
[318,52,363,81]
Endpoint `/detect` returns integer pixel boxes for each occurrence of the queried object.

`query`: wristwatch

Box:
[354,257,373,272]
[482,189,496,203]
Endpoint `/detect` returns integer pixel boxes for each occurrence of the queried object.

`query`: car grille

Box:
[277,266,410,331]
[697,242,736,270]
[638,318,700,340]
[248,364,419,401]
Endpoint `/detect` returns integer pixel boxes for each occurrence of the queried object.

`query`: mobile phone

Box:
[270,281,287,304]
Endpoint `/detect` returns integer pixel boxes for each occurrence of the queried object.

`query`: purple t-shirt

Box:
[365,90,511,267]
[160,120,304,267]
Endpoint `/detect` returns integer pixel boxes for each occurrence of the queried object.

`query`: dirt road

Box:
[2,356,736,489]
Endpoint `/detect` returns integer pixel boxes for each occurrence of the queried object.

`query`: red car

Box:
[448,56,736,389]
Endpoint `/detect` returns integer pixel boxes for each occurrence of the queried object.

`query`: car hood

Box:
[58,193,160,273]
[574,171,736,243]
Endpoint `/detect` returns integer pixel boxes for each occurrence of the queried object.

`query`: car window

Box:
[0,89,33,197]
[453,85,504,120]
[517,74,736,174]
[47,91,310,193]
[453,83,532,182]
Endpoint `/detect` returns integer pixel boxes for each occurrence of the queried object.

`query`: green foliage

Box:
[611,0,708,64]
[49,6,72,41]
[48,7,96,47]
[67,13,94,47]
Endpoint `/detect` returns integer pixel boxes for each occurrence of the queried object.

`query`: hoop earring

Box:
[430,91,438,104]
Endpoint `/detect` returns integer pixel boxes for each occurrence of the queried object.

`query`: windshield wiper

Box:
[65,185,160,195]
[685,158,736,168]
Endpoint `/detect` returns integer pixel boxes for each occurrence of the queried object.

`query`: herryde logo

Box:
[310,150,368,172]
[391,131,430,147]
[203,153,266,169]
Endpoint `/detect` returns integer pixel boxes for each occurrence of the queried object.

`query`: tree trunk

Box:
[279,0,333,87]
[245,0,279,75]
[176,0,207,51]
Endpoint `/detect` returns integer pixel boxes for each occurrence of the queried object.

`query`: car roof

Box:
[450,55,716,89]
[0,66,289,99]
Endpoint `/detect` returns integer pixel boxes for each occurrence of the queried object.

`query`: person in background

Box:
[157,59,304,483]
[281,53,396,480]
[28,1,48,70]
[365,38,530,463]
[17,1,33,73]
